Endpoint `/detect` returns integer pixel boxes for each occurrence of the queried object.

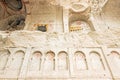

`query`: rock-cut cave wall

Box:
[0,0,26,31]
[102,0,120,29]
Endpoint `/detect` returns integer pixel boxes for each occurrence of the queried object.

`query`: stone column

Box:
[40,56,44,72]
[4,48,16,76]
[55,6,64,33]
[101,46,114,79]
[24,15,32,30]
[23,0,32,30]
[18,47,32,80]
[63,8,69,33]
[55,55,58,71]
[68,48,74,76]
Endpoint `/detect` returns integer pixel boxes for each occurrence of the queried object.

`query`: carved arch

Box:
[29,51,42,71]
[90,51,105,70]
[109,51,120,69]
[69,14,95,31]
[58,51,68,70]
[74,51,88,70]
[0,50,10,70]
[44,51,55,71]
[9,50,25,75]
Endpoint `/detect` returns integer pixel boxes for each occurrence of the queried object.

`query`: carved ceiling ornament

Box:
[46,0,108,13]
[88,0,108,14]
[70,3,89,12]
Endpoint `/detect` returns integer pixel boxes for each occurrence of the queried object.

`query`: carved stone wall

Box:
[0,0,119,80]
[0,47,120,79]
[0,30,119,80]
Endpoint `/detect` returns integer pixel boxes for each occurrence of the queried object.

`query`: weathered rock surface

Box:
[0,29,120,49]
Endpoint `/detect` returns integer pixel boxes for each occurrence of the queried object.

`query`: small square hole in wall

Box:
[37,24,47,32]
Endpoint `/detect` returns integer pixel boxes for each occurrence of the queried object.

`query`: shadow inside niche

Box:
[0,15,26,31]
[5,0,23,11]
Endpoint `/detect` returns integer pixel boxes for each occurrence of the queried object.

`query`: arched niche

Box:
[44,51,55,71]
[109,51,120,69]
[70,21,91,32]
[90,51,104,70]
[58,51,68,70]
[69,12,95,32]
[74,51,87,70]
[29,51,42,71]
[0,50,10,70]
[9,50,25,72]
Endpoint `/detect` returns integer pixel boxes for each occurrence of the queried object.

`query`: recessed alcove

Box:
[0,50,10,71]
[8,50,25,76]
[70,21,91,32]
[109,51,120,69]
[74,51,87,70]
[58,51,68,70]
[29,51,42,71]
[44,51,55,71]
[90,51,105,70]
